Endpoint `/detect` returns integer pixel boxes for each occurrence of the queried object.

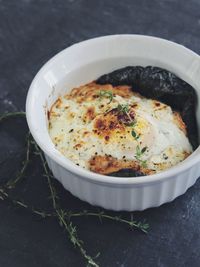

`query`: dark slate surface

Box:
[0,1,200,266]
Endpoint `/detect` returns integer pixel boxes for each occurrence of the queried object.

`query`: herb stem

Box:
[69,212,149,233]
[6,132,31,189]
[0,111,26,122]
[99,90,113,103]
[0,188,53,218]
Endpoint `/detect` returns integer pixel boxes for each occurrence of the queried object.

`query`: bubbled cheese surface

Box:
[48,82,193,175]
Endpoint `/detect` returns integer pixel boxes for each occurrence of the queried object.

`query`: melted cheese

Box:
[48,82,193,175]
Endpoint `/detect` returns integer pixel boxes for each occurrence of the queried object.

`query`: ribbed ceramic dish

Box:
[26,35,200,211]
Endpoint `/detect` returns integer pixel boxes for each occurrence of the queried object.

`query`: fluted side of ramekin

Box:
[45,154,200,211]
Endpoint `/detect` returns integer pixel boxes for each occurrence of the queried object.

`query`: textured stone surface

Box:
[0,1,200,266]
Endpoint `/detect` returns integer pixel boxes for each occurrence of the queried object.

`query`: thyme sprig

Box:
[117,103,137,127]
[0,111,26,122]
[6,132,31,189]
[99,90,113,104]
[0,187,53,218]
[69,211,149,233]
[116,103,148,167]
[117,103,130,114]
[135,145,148,168]
[0,111,150,267]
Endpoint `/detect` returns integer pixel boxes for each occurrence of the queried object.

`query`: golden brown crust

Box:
[83,106,96,122]
[49,97,62,118]
[73,141,85,150]
[173,111,187,135]
[93,106,136,142]
[65,82,134,103]
[93,111,125,141]
[89,155,155,175]
[152,100,168,110]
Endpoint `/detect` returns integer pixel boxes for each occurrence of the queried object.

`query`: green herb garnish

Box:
[128,121,137,127]
[141,160,147,168]
[117,103,130,114]
[141,146,147,154]
[116,104,139,139]
[99,90,113,103]
[136,145,147,158]
[135,145,148,168]
[131,130,140,140]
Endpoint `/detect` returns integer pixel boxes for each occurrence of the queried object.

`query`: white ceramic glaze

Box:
[26,35,200,211]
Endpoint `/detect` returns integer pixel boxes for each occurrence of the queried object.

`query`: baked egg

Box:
[48,82,192,175]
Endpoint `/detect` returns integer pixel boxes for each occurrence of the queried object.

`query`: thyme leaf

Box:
[131,130,140,140]
[141,160,147,168]
[99,90,113,103]
[136,145,147,158]
[117,103,130,114]
[141,146,147,154]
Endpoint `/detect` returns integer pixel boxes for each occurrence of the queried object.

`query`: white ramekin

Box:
[26,35,200,211]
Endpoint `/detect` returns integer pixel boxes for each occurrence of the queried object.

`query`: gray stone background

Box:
[0,1,200,266]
